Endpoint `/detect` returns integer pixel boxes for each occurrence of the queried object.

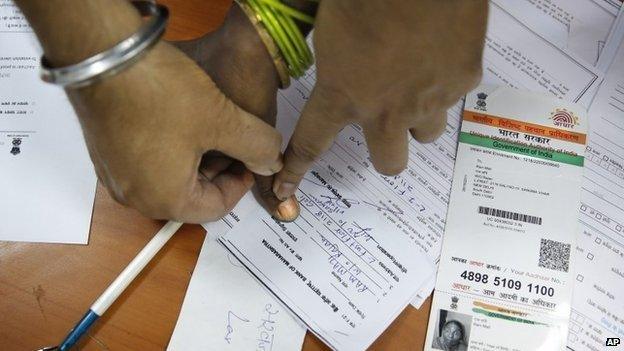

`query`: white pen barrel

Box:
[91,221,183,314]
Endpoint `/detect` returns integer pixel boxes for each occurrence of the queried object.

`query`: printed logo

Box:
[606,337,620,347]
[450,296,459,310]
[10,138,21,156]
[550,108,579,129]
[475,92,488,111]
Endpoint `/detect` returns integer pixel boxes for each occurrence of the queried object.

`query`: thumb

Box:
[255,174,300,222]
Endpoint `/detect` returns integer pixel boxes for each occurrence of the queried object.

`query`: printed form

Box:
[205,0,604,312]
[0,1,96,244]
[598,5,624,71]
[567,33,624,351]
[220,165,435,351]
[492,0,619,66]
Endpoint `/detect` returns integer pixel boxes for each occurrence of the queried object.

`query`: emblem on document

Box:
[450,296,459,310]
[549,108,579,129]
[475,92,488,111]
[10,138,21,156]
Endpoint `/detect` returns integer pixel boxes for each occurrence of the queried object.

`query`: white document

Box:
[482,2,602,107]
[220,167,435,351]
[567,34,624,351]
[168,237,306,351]
[425,85,588,351]
[596,0,624,16]
[206,1,604,310]
[597,6,624,71]
[492,0,618,66]
[0,2,96,244]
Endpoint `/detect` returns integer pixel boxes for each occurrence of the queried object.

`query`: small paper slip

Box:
[168,237,306,351]
[425,85,587,350]
[220,165,435,351]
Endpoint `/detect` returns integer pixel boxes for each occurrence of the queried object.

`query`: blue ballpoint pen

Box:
[52,221,182,350]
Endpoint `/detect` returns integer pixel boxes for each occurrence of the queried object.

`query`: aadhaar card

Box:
[425,85,587,351]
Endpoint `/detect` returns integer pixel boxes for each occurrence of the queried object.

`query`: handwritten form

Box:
[220,170,435,350]
[0,1,96,244]
[567,27,624,350]
[168,236,306,351]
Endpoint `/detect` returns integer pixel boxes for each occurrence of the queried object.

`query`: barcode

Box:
[478,206,542,225]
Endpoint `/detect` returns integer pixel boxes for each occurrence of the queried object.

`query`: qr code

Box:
[539,238,571,272]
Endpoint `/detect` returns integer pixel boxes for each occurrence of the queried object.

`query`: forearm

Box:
[14,0,142,66]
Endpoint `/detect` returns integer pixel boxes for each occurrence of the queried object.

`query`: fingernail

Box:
[273,196,300,222]
[273,181,296,201]
[256,155,283,176]
[253,168,277,177]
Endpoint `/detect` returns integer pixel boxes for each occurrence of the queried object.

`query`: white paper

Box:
[220,169,435,351]
[597,6,624,71]
[168,237,306,351]
[596,0,624,16]
[492,0,618,66]
[0,2,96,244]
[567,33,624,351]
[482,2,603,107]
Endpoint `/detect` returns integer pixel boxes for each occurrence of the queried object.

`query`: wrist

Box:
[202,4,281,120]
[216,3,272,62]
[211,3,281,89]
[15,0,142,67]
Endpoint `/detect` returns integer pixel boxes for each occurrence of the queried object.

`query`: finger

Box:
[255,174,282,213]
[273,88,346,200]
[274,196,300,222]
[180,162,254,223]
[410,110,448,143]
[254,174,300,222]
[215,101,283,177]
[362,122,409,176]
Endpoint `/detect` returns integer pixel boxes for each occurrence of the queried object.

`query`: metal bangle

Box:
[40,1,169,88]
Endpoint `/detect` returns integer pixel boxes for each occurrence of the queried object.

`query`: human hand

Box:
[272,0,488,201]
[173,3,300,221]
[63,19,286,223]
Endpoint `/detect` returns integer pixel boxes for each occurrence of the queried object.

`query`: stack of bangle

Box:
[236,0,315,88]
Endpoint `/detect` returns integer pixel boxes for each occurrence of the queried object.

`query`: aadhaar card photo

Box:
[425,85,588,351]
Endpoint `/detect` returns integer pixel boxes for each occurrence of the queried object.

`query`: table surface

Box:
[0,1,432,350]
